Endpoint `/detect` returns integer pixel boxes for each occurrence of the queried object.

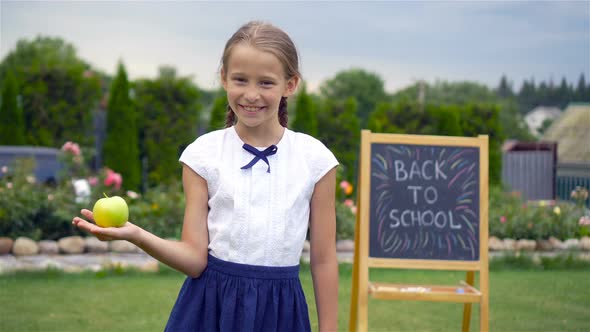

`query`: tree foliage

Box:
[208,90,227,132]
[319,68,388,127]
[514,74,590,112]
[292,83,317,137]
[392,80,531,141]
[0,36,101,147]
[134,66,201,186]
[317,97,360,182]
[103,63,141,190]
[368,99,504,185]
[0,70,26,145]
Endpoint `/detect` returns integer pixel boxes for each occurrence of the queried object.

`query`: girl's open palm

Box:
[72,209,139,242]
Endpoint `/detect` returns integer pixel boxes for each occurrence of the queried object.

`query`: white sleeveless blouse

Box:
[179,126,338,266]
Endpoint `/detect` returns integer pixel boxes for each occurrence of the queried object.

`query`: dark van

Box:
[0,146,63,184]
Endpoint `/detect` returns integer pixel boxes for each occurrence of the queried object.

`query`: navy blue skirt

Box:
[165,254,311,332]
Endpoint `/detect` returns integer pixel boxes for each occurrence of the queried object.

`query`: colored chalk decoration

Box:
[350,131,490,332]
[369,143,480,261]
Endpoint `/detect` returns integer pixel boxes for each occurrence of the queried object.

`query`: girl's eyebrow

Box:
[259,75,278,81]
[229,71,279,80]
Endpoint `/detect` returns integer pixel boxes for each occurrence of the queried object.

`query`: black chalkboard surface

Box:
[369,143,480,261]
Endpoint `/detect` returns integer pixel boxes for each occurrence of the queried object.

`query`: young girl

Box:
[72,21,339,331]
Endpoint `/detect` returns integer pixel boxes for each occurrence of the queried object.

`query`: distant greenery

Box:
[1,35,588,202]
[292,83,318,137]
[0,36,102,147]
[0,70,26,145]
[208,90,227,132]
[103,63,141,191]
[134,66,201,187]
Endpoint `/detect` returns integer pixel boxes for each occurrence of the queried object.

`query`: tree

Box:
[208,90,227,132]
[518,78,537,113]
[134,66,201,186]
[557,77,571,108]
[0,36,101,147]
[317,97,360,182]
[426,104,462,137]
[392,80,532,141]
[538,118,554,135]
[576,73,588,101]
[459,103,505,185]
[368,100,423,134]
[496,75,514,99]
[0,71,26,145]
[292,83,317,136]
[103,63,141,191]
[319,68,388,127]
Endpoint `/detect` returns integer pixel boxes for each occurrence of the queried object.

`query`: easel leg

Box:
[349,215,361,331]
[461,271,475,332]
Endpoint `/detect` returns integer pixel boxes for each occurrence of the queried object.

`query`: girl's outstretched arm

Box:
[73,164,209,278]
[309,167,339,331]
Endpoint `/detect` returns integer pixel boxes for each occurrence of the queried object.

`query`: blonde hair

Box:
[221,21,300,127]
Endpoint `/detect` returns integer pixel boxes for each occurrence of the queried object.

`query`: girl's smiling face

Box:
[221,44,298,130]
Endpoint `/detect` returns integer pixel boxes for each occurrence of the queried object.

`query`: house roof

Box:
[541,103,590,163]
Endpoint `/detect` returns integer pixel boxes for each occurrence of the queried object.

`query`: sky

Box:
[1,1,589,94]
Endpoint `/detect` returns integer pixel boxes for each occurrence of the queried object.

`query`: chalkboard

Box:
[369,143,480,261]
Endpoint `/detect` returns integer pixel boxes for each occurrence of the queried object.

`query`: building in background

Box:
[524,106,562,137]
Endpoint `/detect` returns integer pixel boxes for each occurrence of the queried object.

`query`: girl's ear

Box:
[283,76,300,97]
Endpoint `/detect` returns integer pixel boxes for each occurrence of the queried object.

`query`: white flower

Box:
[26,175,36,184]
[1,166,7,173]
[126,190,140,199]
[6,182,13,189]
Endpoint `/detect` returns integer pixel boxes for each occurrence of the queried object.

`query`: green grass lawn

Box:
[1,260,589,332]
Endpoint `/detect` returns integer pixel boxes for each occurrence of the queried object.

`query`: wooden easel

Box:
[349,131,489,332]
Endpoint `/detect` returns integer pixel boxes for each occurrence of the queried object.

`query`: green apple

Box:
[93,193,129,228]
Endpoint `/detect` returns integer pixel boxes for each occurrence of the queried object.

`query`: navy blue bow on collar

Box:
[240,143,278,173]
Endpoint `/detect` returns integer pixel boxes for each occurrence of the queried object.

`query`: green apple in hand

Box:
[93,193,129,228]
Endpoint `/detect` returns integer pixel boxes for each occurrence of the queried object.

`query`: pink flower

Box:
[88,176,98,186]
[104,169,123,190]
[61,141,81,156]
[500,216,507,223]
[350,206,357,215]
[579,216,590,226]
[344,199,354,207]
[126,190,139,199]
[6,182,13,189]
[1,166,7,173]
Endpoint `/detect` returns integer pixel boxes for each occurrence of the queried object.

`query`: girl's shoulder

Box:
[287,129,339,182]
[288,130,332,155]
[192,127,230,147]
[179,128,233,178]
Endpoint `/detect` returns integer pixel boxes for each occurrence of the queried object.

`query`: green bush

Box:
[336,201,355,240]
[128,181,185,239]
[0,158,83,240]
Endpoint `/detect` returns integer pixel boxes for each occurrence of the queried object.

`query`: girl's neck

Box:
[234,122,285,147]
